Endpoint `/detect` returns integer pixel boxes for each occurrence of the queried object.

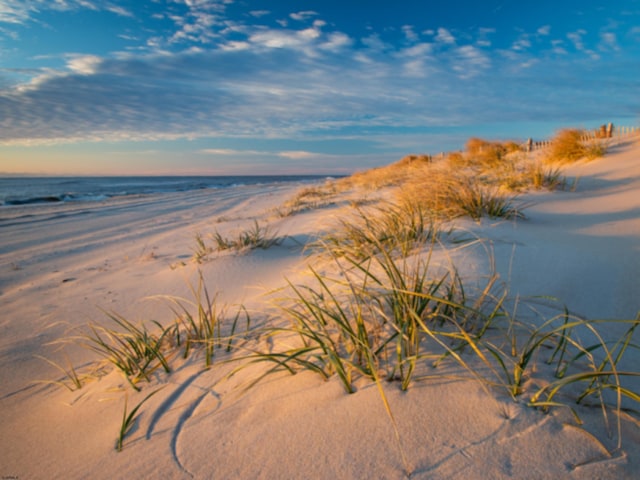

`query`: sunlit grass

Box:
[546,128,607,164]
[211,220,283,252]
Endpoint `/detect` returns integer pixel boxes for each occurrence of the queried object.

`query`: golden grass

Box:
[545,128,606,164]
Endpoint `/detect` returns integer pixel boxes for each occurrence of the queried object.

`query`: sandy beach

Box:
[1,139,640,479]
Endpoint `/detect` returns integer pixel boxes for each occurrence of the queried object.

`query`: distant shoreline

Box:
[0,174,341,207]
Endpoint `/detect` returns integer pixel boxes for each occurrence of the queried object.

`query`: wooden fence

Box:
[525,124,640,152]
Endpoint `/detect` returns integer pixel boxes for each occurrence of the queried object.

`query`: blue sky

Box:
[0,0,638,175]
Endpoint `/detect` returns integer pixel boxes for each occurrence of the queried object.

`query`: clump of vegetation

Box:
[397,168,523,221]
[81,312,173,391]
[464,137,521,170]
[192,232,212,263]
[275,183,338,217]
[315,201,439,259]
[395,154,432,166]
[546,128,606,164]
[211,220,282,252]
[161,272,251,368]
[523,162,567,190]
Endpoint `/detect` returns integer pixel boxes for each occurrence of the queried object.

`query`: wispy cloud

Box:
[290,11,318,22]
[277,150,318,160]
[66,55,103,74]
[599,31,619,51]
[0,0,131,25]
[0,4,637,150]
[435,27,456,44]
[537,25,551,36]
[567,29,587,51]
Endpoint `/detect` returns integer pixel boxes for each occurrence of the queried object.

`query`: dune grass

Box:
[159,272,251,368]
[37,353,88,392]
[275,183,339,217]
[117,387,163,452]
[315,201,439,259]
[545,128,607,164]
[72,273,251,392]
[192,220,283,263]
[81,312,173,391]
[211,220,282,252]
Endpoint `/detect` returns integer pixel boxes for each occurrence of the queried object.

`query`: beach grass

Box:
[36,353,88,391]
[545,128,607,164]
[159,271,251,368]
[117,387,163,452]
[81,311,173,391]
[211,220,282,252]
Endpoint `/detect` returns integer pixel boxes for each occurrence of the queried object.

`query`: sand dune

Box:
[1,140,639,479]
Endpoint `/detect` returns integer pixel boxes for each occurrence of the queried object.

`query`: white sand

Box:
[1,140,639,479]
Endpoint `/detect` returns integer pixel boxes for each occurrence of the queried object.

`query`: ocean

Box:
[0,175,333,207]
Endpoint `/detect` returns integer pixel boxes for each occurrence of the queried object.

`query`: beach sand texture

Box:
[1,140,639,479]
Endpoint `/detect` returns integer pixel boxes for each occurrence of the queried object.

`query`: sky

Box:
[0,0,639,176]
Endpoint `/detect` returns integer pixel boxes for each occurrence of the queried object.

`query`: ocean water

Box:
[0,175,332,207]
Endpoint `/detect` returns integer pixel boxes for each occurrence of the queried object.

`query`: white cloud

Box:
[599,31,619,51]
[200,148,264,156]
[435,27,455,44]
[0,1,32,23]
[398,43,433,57]
[106,4,133,17]
[198,148,324,161]
[567,29,601,59]
[361,33,390,52]
[66,54,103,74]
[476,28,495,47]
[512,36,531,51]
[319,32,352,51]
[220,40,250,50]
[299,27,321,40]
[402,25,418,42]
[249,10,269,18]
[249,28,313,49]
[537,25,551,36]
[551,39,567,55]
[278,150,317,159]
[402,59,430,78]
[567,29,587,50]
[452,45,490,77]
[0,0,132,25]
[290,11,317,21]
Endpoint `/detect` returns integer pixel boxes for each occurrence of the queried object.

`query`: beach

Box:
[1,139,640,479]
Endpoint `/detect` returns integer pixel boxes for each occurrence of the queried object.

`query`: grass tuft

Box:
[211,220,282,252]
[546,128,607,164]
